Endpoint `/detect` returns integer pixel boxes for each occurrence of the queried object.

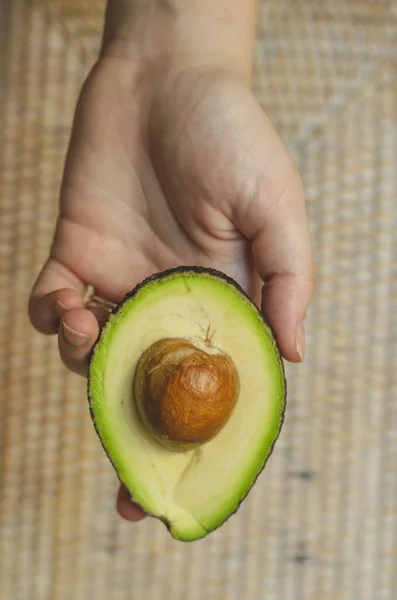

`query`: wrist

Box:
[102,0,259,81]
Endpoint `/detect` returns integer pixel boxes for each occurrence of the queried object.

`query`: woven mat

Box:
[1,1,396,599]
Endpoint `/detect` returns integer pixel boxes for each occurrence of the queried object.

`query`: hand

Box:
[29,1,315,522]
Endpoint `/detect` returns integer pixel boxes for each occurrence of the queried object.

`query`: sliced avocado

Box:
[88,267,286,541]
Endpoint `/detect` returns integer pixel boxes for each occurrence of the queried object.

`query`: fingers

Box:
[29,257,103,376]
[116,484,147,522]
[29,258,86,335]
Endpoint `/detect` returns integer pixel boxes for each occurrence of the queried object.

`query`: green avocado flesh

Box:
[88,267,286,541]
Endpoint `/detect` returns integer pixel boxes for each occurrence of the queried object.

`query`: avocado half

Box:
[88,267,286,541]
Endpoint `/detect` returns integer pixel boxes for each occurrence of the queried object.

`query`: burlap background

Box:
[1,1,396,599]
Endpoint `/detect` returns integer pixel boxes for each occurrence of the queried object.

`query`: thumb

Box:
[253,212,315,363]
[232,116,315,362]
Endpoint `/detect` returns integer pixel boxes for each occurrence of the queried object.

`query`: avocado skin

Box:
[87,265,287,541]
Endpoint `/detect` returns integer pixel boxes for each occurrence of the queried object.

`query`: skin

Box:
[28,0,315,522]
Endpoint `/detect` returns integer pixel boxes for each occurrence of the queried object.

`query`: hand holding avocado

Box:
[29,0,315,534]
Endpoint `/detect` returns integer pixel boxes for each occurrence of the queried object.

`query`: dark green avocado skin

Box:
[87,265,287,541]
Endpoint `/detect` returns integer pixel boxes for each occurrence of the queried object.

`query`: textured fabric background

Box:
[0,1,396,599]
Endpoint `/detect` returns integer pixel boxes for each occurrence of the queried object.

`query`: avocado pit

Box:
[134,337,240,451]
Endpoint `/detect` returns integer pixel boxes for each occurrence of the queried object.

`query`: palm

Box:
[55,61,260,308]
[31,56,312,381]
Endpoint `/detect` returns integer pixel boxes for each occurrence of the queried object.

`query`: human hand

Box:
[29,0,314,522]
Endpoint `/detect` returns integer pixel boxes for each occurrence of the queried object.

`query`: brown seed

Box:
[134,338,239,452]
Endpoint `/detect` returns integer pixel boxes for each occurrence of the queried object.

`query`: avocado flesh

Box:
[88,268,285,541]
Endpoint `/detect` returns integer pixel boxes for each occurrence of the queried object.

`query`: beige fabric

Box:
[0,1,396,598]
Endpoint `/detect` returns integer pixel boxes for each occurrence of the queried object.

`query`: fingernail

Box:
[55,300,69,315]
[296,322,305,362]
[61,322,89,347]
